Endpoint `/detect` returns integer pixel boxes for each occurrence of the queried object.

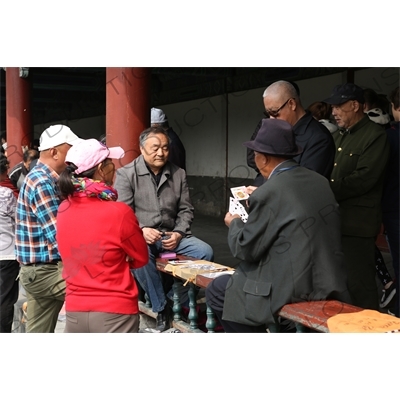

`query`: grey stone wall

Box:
[188,175,254,217]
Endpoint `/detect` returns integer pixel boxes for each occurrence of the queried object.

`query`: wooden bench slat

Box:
[278,300,363,332]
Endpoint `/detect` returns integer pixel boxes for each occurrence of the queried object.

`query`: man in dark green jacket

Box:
[324,83,390,310]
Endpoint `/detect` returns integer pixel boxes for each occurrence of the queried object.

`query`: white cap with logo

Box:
[38,124,82,151]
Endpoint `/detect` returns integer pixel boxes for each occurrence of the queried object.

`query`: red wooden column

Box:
[6,67,32,169]
[106,67,151,169]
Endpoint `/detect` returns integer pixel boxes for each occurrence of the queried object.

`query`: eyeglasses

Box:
[265,98,293,118]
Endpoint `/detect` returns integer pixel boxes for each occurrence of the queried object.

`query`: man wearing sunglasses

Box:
[261,80,335,181]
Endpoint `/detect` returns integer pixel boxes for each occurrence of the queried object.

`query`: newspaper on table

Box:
[165,260,235,285]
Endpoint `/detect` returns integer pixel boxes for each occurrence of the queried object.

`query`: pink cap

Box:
[65,139,125,174]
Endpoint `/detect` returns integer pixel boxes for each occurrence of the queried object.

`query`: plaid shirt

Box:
[15,161,62,264]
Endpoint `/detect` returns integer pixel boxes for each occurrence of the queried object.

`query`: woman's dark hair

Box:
[307,101,331,121]
[58,163,98,198]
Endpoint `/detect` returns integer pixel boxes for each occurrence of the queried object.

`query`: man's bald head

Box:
[263,81,299,101]
[263,80,305,125]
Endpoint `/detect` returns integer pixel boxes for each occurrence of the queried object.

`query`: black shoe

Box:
[156,308,170,332]
[155,314,166,332]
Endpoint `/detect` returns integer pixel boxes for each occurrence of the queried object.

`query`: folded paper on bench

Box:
[165,260,234,285]
[327,309,400,333]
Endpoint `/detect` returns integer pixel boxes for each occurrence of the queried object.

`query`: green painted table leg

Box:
[188,283,198,330]
[172,278,182,321]
[205,303,216,333]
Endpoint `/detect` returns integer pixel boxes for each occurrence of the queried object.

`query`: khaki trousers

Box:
[19,263,65,333]
[64,312,140,333]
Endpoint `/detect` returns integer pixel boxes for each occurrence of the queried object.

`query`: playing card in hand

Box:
[229,197,248,223]
[231,186,249,200]
[229,197,239,214]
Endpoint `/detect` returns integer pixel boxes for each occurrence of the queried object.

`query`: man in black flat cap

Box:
[323,83,390,311]
[206,119,350,333]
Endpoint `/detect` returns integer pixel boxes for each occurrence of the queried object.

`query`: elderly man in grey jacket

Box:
[114,126,213,331]
[206,119,350,333]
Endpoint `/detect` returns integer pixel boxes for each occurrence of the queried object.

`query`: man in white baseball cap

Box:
[38,124,82,151]
[15,124,82,332]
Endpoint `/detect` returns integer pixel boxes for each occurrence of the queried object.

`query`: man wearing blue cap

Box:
[323,83,390,310]
[206,119,350,332]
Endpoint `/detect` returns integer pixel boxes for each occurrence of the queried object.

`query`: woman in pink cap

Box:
[56,139,148,333]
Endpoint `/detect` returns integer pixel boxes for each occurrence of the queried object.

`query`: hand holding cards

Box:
[229,196,248,223]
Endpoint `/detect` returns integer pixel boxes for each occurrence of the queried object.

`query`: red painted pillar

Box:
[106,67,151,169]
[6,67,32,169]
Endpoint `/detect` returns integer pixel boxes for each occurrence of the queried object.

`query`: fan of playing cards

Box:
[229,186,249,223]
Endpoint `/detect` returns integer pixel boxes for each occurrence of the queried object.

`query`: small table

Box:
[156,256,226,333]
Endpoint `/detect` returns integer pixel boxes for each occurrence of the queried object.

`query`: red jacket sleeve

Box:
[119,207,148,269]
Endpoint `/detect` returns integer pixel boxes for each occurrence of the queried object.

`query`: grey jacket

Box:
[114,155,194,235]
[222,160,351,327]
